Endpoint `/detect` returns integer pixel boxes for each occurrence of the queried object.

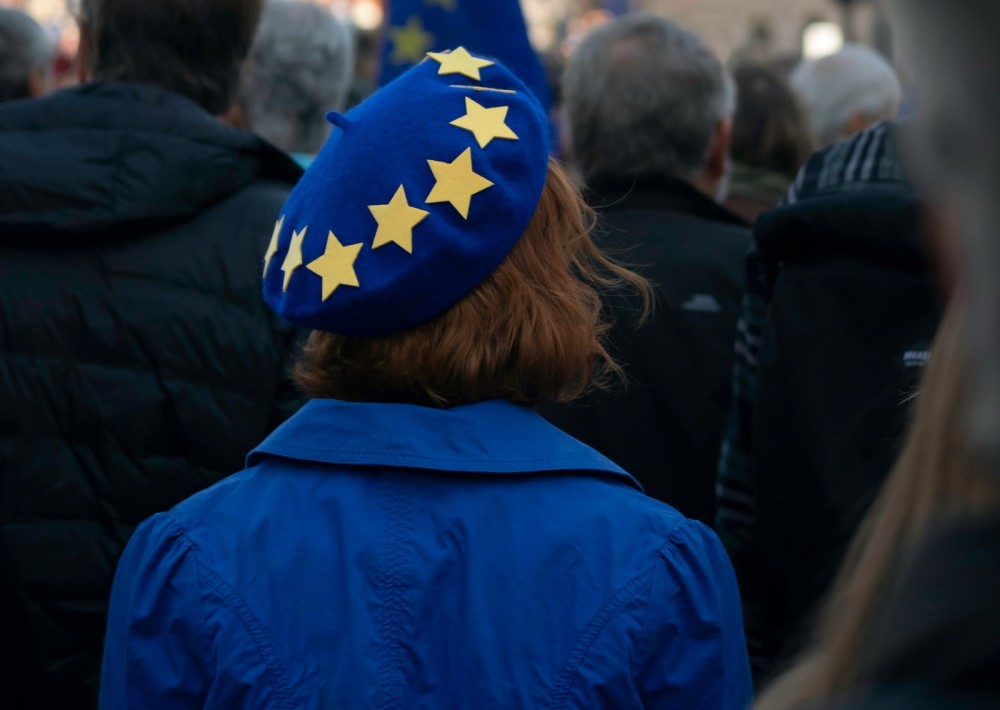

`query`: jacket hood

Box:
[0,82,301,237]
[755,187,923,268]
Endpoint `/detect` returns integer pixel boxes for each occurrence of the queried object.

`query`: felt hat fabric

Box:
[262,47,550,336]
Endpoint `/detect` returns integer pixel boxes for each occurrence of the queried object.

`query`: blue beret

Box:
[262,47,550,336]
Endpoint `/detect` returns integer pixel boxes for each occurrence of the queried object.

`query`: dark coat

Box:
[747,188,941,670]
[0,82,303,708]
[539,176,750,525]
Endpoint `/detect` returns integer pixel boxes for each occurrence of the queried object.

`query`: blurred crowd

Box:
[0,0,997,708]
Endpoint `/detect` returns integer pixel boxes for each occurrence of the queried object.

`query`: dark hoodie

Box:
[0,82,302,708]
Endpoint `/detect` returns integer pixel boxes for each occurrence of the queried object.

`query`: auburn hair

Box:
[293,157,652,407]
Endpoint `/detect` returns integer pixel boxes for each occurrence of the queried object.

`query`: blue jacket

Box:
[101,399,752,708]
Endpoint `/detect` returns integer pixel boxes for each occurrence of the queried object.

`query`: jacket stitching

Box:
[545,569,655,709]
[629,535,693,698]
[374,475,417,709]
[180,525,221,700]
[194,553,297,709]
[254,446,630,475]
[630,552,663,684]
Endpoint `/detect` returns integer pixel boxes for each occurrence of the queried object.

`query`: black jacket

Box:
[0,82,303,708]
[539,176,750,525]
[749,187,942,670]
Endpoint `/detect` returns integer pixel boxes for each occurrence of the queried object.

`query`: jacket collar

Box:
[248,399,640,490]
[585,174,748,229]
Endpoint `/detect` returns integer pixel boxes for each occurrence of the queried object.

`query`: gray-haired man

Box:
[540,14,751,528]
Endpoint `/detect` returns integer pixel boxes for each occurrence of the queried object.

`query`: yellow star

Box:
[369,186,430,254]
[426,46,494,80]
[426,147,494,219]
[306,231,363,301]
[389,16,434,65]
[450,97,519,148]
[281,226,307,292]
[425,0,456,10]
[263,215,283,277]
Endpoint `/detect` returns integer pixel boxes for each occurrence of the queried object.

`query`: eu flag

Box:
[379,0,550,110]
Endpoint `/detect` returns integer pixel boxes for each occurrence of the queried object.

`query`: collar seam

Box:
[253,444,623,472]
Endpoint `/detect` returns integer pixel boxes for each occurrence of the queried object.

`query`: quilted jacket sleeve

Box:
[637,521,754,710]
[100,514,210,709]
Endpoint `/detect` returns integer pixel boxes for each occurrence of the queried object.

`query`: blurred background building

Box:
[545,0,885,59]
[3,0,891,68]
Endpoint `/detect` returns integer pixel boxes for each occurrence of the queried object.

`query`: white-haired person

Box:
[239,0,354,167]
[791,44,902,147]
[0,6,55,103]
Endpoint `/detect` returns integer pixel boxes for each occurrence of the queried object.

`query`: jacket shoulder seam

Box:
[545,567,655,709]
[193,549,298,709]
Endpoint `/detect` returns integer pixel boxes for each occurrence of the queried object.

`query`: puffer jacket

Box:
[0,81,303,708]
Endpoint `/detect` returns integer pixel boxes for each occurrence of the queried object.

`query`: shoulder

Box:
[103,505,298,708]
[170,466,275,533]
[196,177,293,236]
[558,479,734,587]
[555,505,751,708]
[0,85,86,130]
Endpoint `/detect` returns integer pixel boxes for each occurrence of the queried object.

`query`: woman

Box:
[755,300,999,709]
[99,50,752,708]
[725,62,814,222]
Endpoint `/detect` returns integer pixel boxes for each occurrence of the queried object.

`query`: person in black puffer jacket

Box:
[0,1,304,707]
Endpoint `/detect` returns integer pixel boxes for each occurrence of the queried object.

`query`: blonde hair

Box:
[756,300,999,709]
[294,158,652,407]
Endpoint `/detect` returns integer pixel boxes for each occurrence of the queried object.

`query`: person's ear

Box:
[77,24,90,83]
[221,103,247,129]
[26,67,50,97]
[842,111,874,140]
[703,117,733,182]
[692,117,732,200]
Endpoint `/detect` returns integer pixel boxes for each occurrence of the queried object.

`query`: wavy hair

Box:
[294,158,652,407]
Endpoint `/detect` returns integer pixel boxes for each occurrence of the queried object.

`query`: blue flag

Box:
[379,0,550,111]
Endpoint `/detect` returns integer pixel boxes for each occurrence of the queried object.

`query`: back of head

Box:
[888,1,1000,471]
[791,44,902,146]
[294,158,649,408]
[259,51,650,408]
[79,0,264,114]
[563,13,734,184]
[731,63,814,180]
[0,7,52,103]
[241,0,354,155]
